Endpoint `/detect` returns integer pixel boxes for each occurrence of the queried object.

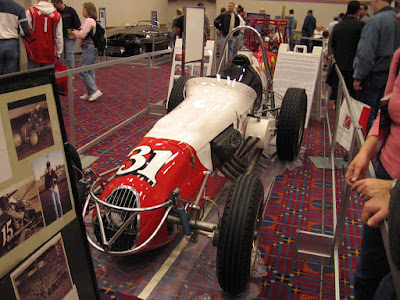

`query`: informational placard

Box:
[0,68,99,299]
[184,6,205,63]
[167,39,214,100]
[337,97,370,151]
[273,43,322,128]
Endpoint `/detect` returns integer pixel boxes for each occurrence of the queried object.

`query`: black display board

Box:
[0,68,99,299]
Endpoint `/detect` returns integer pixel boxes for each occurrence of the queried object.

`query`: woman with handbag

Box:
[70,2,102,102]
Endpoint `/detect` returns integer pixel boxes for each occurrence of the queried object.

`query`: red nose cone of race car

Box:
[94,137,209,253]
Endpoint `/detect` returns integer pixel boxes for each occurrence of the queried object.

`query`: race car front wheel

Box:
[277,87,307,161]
[217,173,264,296]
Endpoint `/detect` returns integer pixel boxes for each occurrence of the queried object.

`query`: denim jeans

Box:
[0,39,19,75]
[49,185,63,219]
[356,72,388,135]
[79,43,98,95]
[64,38,76,69]
[354,161,393,300]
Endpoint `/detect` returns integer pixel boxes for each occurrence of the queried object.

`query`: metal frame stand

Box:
[294,64,400,299]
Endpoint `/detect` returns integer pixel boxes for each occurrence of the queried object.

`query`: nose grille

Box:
[94,186,140,252]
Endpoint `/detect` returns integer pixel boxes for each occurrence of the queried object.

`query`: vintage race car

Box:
[81,27,307,296]
[105,20,172,57]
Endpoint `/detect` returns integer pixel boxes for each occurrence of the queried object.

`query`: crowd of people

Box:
[1,0,102,101]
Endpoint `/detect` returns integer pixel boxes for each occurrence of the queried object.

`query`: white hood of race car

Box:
[146,77,257,153]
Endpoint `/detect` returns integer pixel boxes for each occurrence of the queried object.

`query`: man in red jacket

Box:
[25,0,63,69]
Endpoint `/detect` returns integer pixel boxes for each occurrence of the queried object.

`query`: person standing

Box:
[301,10,316,52]
[45,161,62,219]
[70,2,102,102]
[25,0,63,69]
[346,46,400,300]
[0,0,31,75]
[235,7,246,52]
[353,0,400,134]
[51,0,80,70]
[214,2,239,61]
[359,3,370,23]
[289,9,297,32]
[328,1,363,99]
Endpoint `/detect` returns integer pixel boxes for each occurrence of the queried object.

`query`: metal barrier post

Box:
[67,72,76,147]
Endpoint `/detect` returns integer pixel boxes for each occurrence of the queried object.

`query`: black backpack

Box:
[91,20,106,53]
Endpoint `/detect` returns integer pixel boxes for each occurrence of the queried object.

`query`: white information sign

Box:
[273,44,322,128]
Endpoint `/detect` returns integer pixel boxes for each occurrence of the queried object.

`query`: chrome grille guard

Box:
[83,178,173,255]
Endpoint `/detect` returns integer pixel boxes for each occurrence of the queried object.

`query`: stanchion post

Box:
[146,53,151,111]
[67,73,76,147]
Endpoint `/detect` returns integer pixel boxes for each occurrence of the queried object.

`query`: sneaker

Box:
[88,90,102,101]
[80,93,89,100]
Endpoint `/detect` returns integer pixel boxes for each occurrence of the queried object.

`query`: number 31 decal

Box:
[116,145,174,186]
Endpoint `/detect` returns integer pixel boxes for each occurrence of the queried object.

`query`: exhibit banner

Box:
[0,68,99,299]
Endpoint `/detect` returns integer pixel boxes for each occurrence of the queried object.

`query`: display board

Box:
[167,39,214,100]
[273,43,322,128]
[0,68,99,299]
[184,6,205,63]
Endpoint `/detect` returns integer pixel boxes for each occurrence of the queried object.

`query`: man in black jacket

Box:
[52,0,80,69]
[214,2,239,61]
[328,1,363,98]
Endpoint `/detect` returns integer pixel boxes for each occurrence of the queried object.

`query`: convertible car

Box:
[80,27,307,297]
[105,21,172,57]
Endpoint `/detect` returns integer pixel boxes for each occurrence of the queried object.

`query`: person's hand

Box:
[328,55,334,61]
[360,189,390,227]
[351,178,392,200]
[353,79,362,91]
[345,151,370,186]
[55,56,60,63]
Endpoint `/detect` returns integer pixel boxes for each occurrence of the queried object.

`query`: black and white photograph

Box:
[33,150,72,226]
[0,179,44,259]
[8,95,54,161]
[10,234,77,300]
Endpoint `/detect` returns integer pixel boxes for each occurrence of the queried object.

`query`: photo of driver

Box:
[33,150,72,226]
[0,179,43,258]
[45,161,62,219]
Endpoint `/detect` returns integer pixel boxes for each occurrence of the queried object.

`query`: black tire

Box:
[217,174,264,296]
[167,75,190,113]
[277,87,307,161]
[20,228,33,243]
[13,132,22,148]
[29,130,39,147]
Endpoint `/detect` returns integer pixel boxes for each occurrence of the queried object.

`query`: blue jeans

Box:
[356,72,388,135]
[354,161,393,300]
[64,38,76,69]
[49,187,63,219]
[0,39,19,75]
[79,43,98,95]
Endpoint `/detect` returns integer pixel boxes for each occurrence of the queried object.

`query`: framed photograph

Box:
[32,150,73,226]
[8,96,54,161]
[0,179,43,259]
[10,234,77,300]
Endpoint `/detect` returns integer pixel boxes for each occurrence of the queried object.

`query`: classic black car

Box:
[105,21,172,57]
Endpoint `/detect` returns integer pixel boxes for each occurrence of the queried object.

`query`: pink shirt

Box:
[368,48,400,179]
[72,17,96,40]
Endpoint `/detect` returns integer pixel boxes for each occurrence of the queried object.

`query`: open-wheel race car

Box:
[81,26,307,297]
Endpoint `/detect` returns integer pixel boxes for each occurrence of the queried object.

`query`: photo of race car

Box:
[80,26,307,297]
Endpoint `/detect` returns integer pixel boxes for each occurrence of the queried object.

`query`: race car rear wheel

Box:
[29,130,39,147]
[217,173,264,296]
[20,228,33,243]
[277,87,307,161]
[167,75,190,113]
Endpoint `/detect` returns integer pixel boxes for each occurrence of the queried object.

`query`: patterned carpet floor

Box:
[58,58,360,299]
